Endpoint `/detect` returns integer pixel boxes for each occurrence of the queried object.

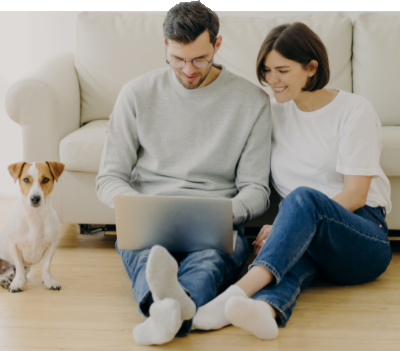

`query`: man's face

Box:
[165,30,221,89]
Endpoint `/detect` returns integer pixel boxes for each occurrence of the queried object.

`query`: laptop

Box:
[114,195,238,254]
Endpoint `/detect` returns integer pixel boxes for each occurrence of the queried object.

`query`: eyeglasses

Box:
[165,48,214,69]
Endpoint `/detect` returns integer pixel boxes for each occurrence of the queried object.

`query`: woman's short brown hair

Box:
[256,22,330,92]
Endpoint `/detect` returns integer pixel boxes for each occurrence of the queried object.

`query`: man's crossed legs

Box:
[116,228,249,345]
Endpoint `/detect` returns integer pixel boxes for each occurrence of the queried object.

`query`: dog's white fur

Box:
[0,161,64,293]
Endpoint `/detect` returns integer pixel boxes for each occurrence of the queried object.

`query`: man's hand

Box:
[252,224,273,257]
[106,114,111,133]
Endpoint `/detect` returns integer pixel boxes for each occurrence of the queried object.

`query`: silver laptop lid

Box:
[114,195,234,253]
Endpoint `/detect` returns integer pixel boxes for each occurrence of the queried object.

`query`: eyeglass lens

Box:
[169,58,210,69]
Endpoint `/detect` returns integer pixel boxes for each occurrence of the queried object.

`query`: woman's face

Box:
[263,50,316,103]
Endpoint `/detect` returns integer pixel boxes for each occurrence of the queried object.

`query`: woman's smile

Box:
[272,86,287,94]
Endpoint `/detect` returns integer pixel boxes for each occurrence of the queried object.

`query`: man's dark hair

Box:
[256,22,330,92]
[163,1,219,45]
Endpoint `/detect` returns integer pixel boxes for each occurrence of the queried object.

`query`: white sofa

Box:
[6,11,400,230]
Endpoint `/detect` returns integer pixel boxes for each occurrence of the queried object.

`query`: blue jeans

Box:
[249,187,392,327]
[116,226,250,336]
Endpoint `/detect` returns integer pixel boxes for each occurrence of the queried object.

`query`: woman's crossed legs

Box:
[193,187,391,339]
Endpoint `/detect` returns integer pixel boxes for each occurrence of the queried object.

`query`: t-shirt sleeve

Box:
[336,111,382,177]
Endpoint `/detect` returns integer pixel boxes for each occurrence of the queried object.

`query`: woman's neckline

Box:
[291,88,341,115]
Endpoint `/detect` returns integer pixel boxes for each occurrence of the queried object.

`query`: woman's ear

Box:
[308,60,318,77]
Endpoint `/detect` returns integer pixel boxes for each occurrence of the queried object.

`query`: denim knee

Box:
[283,186,323,206]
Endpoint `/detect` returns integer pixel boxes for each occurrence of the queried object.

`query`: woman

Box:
[192,22,392,340]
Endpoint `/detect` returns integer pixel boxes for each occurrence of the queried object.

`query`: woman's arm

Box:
[332,175,372,212]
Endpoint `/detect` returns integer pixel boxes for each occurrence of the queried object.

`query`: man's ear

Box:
[8,162,27,183]
[214,35,222,55]
[45,161,65,182]
[163,34,168,46]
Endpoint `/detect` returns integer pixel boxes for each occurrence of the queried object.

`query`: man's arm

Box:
[96,85,141,208]
[232,101,272,225]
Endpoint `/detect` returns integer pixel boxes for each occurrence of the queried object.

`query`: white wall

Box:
[0,11,388,197]
[0,12,79,197]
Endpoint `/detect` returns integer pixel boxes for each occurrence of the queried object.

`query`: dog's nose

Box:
[31,195,41,205]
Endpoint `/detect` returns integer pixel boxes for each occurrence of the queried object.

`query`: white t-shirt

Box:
[271,89,392,213]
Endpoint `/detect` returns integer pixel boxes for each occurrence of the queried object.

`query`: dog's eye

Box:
[42,178,50,184]
[23,178,29,183]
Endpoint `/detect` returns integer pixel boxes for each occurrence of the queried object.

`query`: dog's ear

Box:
[45,161,65,182]
[8,162,27,183]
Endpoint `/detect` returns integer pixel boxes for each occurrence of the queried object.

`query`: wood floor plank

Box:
[0,197,399,350]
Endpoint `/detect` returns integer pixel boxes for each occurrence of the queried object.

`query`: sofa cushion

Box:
[381,126,400,176]
[75,12,166,125]
[60,120,108,173]
[75,11,353,125]
[353,12,400,126]
[215,12,353,98]
[60,121,400,177]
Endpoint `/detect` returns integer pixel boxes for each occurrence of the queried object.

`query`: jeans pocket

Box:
[361,207,386,230]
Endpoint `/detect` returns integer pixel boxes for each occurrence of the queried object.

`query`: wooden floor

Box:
[0,197,399,351]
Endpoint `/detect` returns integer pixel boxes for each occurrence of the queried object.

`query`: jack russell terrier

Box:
[0,161,65,293]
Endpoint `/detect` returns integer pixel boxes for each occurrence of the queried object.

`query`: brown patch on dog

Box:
[35,163,54,200]
[33,162,64,199]
[0,259,14,275]
[45,161,65,182]
[9,162,33,198]
[8,162,28,183]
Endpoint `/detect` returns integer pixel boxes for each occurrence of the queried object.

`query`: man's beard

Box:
[176,65,213,89]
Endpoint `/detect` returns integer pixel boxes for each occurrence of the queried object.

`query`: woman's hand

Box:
[106,114,111,133]
[252,224,273,258]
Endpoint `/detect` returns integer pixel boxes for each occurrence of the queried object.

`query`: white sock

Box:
[225,296,279,340]
[133,298,182,346]
[146,245,196,320]
[192,285,247,330]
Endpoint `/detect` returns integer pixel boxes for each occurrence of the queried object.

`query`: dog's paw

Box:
[43,276,61,291]
[8,276,25,293]
[1,279,11,289]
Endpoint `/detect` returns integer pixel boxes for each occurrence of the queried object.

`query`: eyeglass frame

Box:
[165,46,215,69]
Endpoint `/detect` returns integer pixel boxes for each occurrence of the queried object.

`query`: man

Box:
[96,1,272,346]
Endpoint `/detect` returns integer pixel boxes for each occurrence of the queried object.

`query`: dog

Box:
[0,259,15,289]
[0,161,65,293]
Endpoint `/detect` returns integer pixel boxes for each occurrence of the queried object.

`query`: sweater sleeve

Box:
[95,85,141,208]
[231,100,272,225]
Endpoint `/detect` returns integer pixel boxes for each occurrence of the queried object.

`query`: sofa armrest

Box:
[6,52,80,162]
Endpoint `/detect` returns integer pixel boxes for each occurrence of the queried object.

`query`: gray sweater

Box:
[96,66,272,226]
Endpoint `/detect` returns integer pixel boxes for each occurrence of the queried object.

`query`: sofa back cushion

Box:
[215,12,353,98]
[76,11,353,125]
[75,12,166,125]
[353,12,400,126]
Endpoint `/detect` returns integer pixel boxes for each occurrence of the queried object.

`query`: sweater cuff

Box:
[232,199,245,225]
